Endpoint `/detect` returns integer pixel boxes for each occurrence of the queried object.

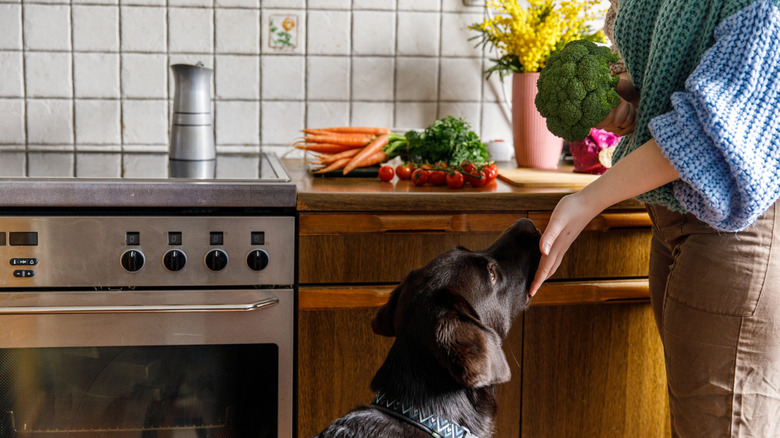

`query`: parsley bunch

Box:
[384,116,490,167]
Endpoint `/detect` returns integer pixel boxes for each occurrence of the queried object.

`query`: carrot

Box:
[343,134,390,175]
[295,134,374,146]
[312,148,361,165]
[293,143,353,154]
[317,127,391,136]
[313,157,352,174]
[301,129,335,136]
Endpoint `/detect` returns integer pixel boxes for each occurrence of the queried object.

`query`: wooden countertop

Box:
[284,158,645,212]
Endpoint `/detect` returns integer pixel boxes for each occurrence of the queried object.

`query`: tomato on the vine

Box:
[378,165,394,182]
[395,164,413,180]
[411,169,428,186]
[483,163,498,184]
[428,170,446,186]
[446,171,465,188]
[470,170,488,187]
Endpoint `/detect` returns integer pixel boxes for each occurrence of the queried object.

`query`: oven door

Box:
[0,289,293,438]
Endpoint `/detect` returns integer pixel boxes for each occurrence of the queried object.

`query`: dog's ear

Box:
[372,281,404,337]
[434,294,511,388]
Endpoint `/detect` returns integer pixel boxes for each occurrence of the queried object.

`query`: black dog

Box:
[314,218,541,438]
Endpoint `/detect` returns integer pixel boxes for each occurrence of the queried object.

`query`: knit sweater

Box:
[611,0,780,231]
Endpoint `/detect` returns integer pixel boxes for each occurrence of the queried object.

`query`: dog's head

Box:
[372,218,541,389]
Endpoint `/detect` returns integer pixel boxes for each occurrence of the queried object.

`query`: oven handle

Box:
[0,290,280,315]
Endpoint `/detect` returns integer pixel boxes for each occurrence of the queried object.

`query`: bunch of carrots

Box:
[293,126,391,175]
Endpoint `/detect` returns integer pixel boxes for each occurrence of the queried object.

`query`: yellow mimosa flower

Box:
[470,0,607,77]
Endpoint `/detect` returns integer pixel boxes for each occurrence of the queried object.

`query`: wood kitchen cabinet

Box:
[289,160,670,438]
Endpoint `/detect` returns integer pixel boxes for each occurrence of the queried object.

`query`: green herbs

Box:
[384,116,490,166]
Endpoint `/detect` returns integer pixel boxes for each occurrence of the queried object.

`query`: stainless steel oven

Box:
[0,154,296,438]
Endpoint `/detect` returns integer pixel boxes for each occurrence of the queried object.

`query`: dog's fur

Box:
[314,218,541,437]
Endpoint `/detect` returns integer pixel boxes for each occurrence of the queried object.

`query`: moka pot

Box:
[169,63,215,179]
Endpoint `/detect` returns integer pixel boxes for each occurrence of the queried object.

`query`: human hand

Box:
[529,192,602,297]
[596,75,639,137]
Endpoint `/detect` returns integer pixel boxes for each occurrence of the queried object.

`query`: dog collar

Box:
[371,391,478,438]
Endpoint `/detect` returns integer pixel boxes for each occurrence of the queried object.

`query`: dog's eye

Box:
[488,264,497,285]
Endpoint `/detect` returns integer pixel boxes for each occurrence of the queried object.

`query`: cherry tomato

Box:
[483,164,498,184]
[428,170,446,186]
[470,170,488,187]
[446,171,465,189]
[378,165,394,182]
[395,164,413,180]
[461,161,477,175]
[411,169,428,186]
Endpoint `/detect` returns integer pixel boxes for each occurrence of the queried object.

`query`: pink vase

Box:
[512,72,564,169]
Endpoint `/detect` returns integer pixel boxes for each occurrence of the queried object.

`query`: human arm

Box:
[529,138,679,296]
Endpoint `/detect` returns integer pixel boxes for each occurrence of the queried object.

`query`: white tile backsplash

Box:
[395,57,438,101]
[23,4,71,51]
[168,7,214,54]
[441,12,483,57]
[74,53,120,98]
[0,99,25,144]
[122,153,168,178]
[307,10,350,55]
[0,52,23,98]
[1,1,525,176]
[0,4,22,50]
[306,101,349,128]
[439,57,482,101]
[120,6,166,52]
[73,5,119,52]
[352,10,395,56]
[76,152,122,177]
[0,151,26,177]
[216,8,260,54]
[216,55,260,100]
[306,56,349,101]
[25,52,72,98]
[352,57,394,101]
[28,152,74,177]
[75,100,121,144]
[397,12,440,56]
[215,100,259,145]
[261,55,305,100]
[350,101,393,129]
[122,100,168,144]
[121,53,167,98]
[398,0,440,11]
[261,101,304,145]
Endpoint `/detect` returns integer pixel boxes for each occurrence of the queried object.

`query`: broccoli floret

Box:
[534,39,621,142]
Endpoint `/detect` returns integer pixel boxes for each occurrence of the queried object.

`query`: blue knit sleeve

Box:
[647,0,780,232]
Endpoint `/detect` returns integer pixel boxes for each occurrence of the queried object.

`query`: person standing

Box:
[530,0,780,436]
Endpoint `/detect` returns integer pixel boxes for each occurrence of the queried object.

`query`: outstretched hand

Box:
[529,192,602,297]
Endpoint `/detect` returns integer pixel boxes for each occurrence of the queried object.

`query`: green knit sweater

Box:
[611,0,756,212]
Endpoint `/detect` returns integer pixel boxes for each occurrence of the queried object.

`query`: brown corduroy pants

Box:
[647,201,780,437]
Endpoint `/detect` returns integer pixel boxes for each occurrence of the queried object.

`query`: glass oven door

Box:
[0,289,293,438]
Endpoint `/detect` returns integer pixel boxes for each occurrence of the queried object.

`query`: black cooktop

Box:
[0,154,297,209]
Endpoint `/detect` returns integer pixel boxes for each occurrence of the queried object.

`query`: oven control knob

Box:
[247,249,269,271]
[163,249,187,272]
[120,249,145,272]
[205,249,228,271]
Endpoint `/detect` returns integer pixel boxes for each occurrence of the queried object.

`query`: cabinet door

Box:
[299,212,652,284]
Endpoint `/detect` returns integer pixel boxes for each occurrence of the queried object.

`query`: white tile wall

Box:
[0,0,547,177]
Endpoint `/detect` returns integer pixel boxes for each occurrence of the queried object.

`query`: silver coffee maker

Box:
[169,63,216,179]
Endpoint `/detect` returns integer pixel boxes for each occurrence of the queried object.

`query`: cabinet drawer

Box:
[298,212,652,284]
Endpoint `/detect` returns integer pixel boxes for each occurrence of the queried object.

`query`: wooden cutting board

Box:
[498,167,599,188]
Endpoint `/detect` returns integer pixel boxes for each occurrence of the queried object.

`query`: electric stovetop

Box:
[0,154,296,209]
